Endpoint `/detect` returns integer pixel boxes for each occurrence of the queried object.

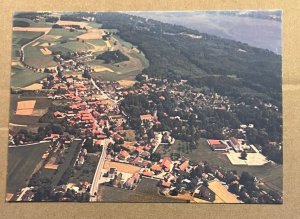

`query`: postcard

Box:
[6,11,282,203]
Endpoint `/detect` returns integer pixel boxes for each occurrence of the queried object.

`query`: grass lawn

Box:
[39,140,82,187]
[6,142,51,194]
[68,154,99,184]
[157,139,282,193]
[99,177,185,202]
[11,66,48,88]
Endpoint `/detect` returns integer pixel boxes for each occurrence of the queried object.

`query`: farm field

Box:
[157,139,283,193]
[23,45,56,68]
[6,142,51,194]
[13,18,54,28]
[99,177,185,202]
[38,140,82,187]
[11,69,47,88]
[208,180,240,203]
[50,41,94,53]
[12,31,44,58]
[46,28,84,41]
[9,94,51,128]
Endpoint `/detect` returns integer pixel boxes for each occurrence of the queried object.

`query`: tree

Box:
[202,180,209,187]
[240,151,248,160]
[170,189,179,196]
[150,152,161,162]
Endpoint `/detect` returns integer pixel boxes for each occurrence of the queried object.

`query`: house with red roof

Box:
[179,160,189,171]
[140,114,153,122]
[118,150,130,160]
[207,139,228,151]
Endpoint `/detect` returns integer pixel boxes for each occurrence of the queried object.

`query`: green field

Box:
[12,31,44,58]
[23,46,56,68]
[7,143,51,194]
[112,35,134,49]
[11,66,48,88]
[86,39,106,46]
[99,177,185,202]
[129,50,149,68]
[47,28,84,41]
[88,22,103,28]
[13,18,53,28]
[39,140,82,187]
[92,70,140,81]
[157,139,282,193]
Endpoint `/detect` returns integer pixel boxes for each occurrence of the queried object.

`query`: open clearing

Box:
[7,142,50,194]
[99,177,185,202]
[16,100,36,115]
[103,161,141,174]
[208,180,240,203]
[157,139,282,193]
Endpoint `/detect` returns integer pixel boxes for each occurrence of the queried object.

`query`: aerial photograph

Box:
[7,11,282,203]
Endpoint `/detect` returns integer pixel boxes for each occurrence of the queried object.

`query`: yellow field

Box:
[22,83,43,90]
[86,42,106,52]
[41,35,61,41]
[13,27,52,34]
[77,29,105,40]
[208,180,240,203]
[16,100,36,115]
[56,20,88,29]
[92,65,114,73]
[105,40,111,48]
[118,80,136,87]
[103,161,141,174]
[40,47,52,55]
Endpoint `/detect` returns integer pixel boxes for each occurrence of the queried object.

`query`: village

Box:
[8,69,282,204]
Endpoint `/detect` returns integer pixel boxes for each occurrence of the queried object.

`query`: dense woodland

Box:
[96,50,129,64]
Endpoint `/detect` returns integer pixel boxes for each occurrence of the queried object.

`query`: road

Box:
[90,78,123,104]
[89,138,111,202]
[19,28,52,63]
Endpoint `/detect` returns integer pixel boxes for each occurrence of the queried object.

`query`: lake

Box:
[129,11,282,54]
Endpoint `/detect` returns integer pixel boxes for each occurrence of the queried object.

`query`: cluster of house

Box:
[54,51,96,73]
[207,136,253,152]
[104,168,141,190]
